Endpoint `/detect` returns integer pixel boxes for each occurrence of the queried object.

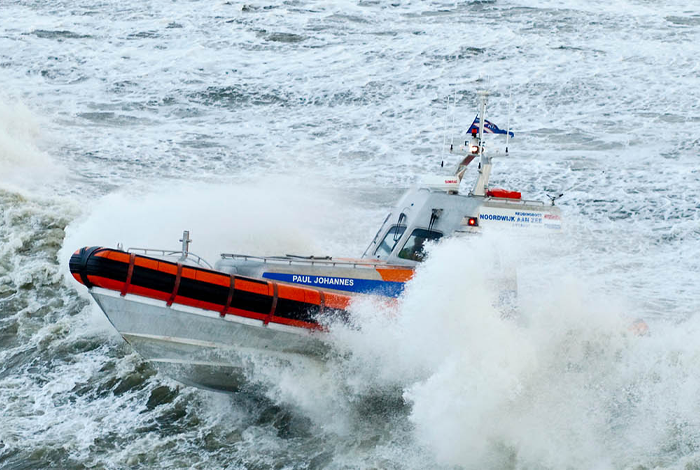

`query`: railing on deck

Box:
[127,248,213,269]
[219,253,395,270]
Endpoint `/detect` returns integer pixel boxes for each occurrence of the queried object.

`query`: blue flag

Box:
[468,116,514,138]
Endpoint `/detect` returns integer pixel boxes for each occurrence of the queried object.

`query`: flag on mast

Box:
[468,115,514,138]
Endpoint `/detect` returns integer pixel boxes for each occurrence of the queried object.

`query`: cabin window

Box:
[397,229,443,262]
[374,225,406,258]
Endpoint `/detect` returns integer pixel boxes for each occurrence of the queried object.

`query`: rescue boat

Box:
[69,91,563,391]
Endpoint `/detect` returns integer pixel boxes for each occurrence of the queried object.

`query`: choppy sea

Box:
[1,0,699,468]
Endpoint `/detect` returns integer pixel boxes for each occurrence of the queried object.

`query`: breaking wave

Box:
[322,234,700,469]
[0,97,63,190]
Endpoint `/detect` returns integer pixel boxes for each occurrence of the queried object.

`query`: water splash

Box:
[323,234,700,469]
[0,97,63,190]
[59,176,379,267]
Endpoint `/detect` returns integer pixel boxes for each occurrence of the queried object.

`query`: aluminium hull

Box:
[90,287,328,392]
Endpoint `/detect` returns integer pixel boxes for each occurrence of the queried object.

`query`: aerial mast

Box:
[472,91,492,196]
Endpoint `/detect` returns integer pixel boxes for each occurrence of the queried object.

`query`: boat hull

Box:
[91,287,328,392]
[68,246,353,391]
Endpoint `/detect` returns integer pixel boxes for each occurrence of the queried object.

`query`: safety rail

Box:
[484,197,547,206]
[219,253,398,270]
[127,248,213,269]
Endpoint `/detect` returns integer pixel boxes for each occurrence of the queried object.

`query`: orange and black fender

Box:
[69,247,352,330]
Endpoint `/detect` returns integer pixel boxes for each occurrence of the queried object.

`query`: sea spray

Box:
[325,232,700,469]
[59,176,378,266]
[54,181,700,469]
[1,0,698,466]
[0,96,63,189]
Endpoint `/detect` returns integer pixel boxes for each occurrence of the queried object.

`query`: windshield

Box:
[375,225,406,258]
[397,229,443,262]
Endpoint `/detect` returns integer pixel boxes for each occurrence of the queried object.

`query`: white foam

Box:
[1,0,699,467]
[0,96,64,191]
[60,175,378,267]
[323,233,700,468]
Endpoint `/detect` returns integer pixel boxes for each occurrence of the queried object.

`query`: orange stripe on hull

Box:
[376,267,414,283]
[72,247,353,331]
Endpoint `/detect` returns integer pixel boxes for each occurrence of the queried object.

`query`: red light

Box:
[467,217,478,226]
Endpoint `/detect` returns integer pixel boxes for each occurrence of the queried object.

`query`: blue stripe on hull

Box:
[262,272,404,297]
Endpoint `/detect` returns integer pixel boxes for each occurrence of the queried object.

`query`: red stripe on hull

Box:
[72,247,352,332]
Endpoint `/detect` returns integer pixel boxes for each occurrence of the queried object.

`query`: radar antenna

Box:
[547,193,564,206]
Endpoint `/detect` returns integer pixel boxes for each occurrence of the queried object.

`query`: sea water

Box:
[1,0,699,468]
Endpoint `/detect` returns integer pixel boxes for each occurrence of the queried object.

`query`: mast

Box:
[505,87,512,155]
[472,91,492,196]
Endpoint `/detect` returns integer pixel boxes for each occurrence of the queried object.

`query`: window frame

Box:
[374,225,407,258]
[397,228,444,261]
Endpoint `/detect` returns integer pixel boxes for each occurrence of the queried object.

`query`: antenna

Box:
[449,89,458,151]
[179,230,191,261]
[441,94,450,163]
[547,194,564,206]
[505,87,512,154]
[478,90,487,153]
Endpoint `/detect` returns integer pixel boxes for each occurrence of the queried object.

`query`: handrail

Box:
[127,248,214,269]
[485,197,546,206]
[219,253,407,270]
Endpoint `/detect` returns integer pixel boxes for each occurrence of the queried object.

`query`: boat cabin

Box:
[361,177,562,266]
[361,178,481,265]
